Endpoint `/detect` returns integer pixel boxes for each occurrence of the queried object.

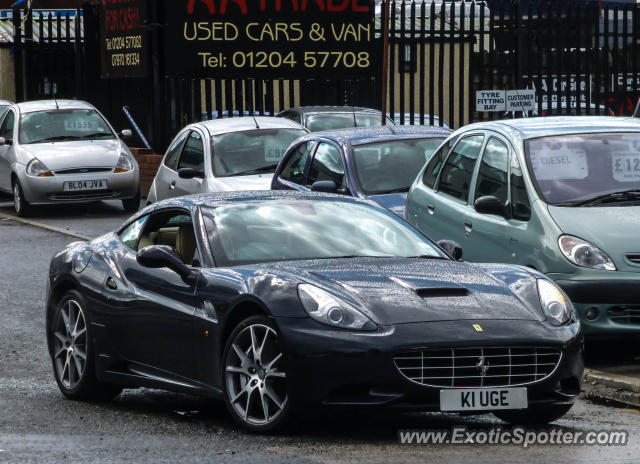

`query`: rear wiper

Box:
[229,164,279,177]
[573,189,640,206]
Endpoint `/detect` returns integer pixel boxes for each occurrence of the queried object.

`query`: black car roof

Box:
[154,190,378,210]
[312,125,452,146]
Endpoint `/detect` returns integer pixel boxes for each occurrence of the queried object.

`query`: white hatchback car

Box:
[147,117,307,203]
[0,100,139,216]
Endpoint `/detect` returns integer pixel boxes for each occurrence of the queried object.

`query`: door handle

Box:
[427,203,435,214]
[169,181,176,190]
[105,276,118,290]
[464,221,473,236]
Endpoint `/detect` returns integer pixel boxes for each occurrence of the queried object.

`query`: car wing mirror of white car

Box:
[0,137,11,146]
[120,129,133,139]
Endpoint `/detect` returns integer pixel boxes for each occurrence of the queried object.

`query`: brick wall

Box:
[131,148,162,198]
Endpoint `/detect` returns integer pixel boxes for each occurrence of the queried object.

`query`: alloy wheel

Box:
[13,183,21,215]
[53,300,88,390]
[225,324,288,426]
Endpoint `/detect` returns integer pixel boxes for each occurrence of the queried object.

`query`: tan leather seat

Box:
[176,226,197,265]
[137,232,157,251]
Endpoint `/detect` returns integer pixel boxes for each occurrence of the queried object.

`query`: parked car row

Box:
[4,97,630,432]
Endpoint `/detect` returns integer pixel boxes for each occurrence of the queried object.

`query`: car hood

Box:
[211,174,273,192]
[368,193,408,218]
[20,140,122,171]
[273,258,544,325]
[548,205,640,272]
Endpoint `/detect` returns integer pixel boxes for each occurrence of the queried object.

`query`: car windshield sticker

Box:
[64,119,101,132]
[265,145,286,162]
[530,143,588,180]
[612,152,640,182]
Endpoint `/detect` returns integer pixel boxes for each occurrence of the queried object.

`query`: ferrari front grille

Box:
[394,346,562,388]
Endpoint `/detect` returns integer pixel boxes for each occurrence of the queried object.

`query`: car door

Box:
[406,136,458,236]
[305,141,349,193]
[173,130,207,197]
[154,130,189,202]
[0,110,16,192]
[108,209,201,380]
[506,151,534,265]
[464,135,512,263]
[272,140,316,190]
[428,134,485,246]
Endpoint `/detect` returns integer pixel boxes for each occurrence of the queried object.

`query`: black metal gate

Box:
[11,0,640,152]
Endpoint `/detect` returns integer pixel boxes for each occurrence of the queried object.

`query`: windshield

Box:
[0,105,9,118]
[211,128,306,177]
[205,200,444,266]
[526,132,640,205]
[306,113,389,132]
[354,138,445,195]
[19,109,114,144]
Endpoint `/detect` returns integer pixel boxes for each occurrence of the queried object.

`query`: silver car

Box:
[147,117,307,203]
[0,100,139,216]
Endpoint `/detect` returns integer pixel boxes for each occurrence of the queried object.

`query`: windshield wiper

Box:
[229,164,279,177]
[78,132,114,139]
[572,189,640,206]
[381,187,410,194]
[407,255,449,260]
[29,135,81,143]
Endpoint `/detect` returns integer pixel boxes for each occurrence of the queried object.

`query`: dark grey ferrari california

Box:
[45,191,583,432]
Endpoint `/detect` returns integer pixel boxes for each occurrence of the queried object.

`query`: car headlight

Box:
[298,284,377,331]
[558,235,616,271]
[114,153,134,173]
[537,279,572,326]
[26,158,53,177]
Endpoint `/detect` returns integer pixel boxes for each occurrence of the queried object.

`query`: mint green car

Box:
[406,117,640,338]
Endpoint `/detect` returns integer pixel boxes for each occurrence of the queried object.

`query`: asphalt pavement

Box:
[0,194,136,239]
[0,213,639,463]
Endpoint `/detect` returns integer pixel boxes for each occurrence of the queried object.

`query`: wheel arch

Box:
[46,278,81,348]
[221,296,274,346]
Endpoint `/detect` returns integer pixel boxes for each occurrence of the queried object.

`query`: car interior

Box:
[136,213,200,266]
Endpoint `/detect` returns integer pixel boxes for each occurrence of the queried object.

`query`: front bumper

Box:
[18,169,139,205]
[551,275,640,337]
[276,318,583,411]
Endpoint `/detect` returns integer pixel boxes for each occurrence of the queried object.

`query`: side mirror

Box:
[437,240,463,261]
[0,137,11,146]
[120,129,133,139]
[474,195,509,219]
[178,167,205,179]
[311,180,338,193]
[137,245,201,285]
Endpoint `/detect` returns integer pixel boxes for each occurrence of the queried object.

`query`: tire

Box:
[49,290,122,402]
[122,192,140,213]
[12,179,31,217]
[494,404,573,425]
[222,315,292,433]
